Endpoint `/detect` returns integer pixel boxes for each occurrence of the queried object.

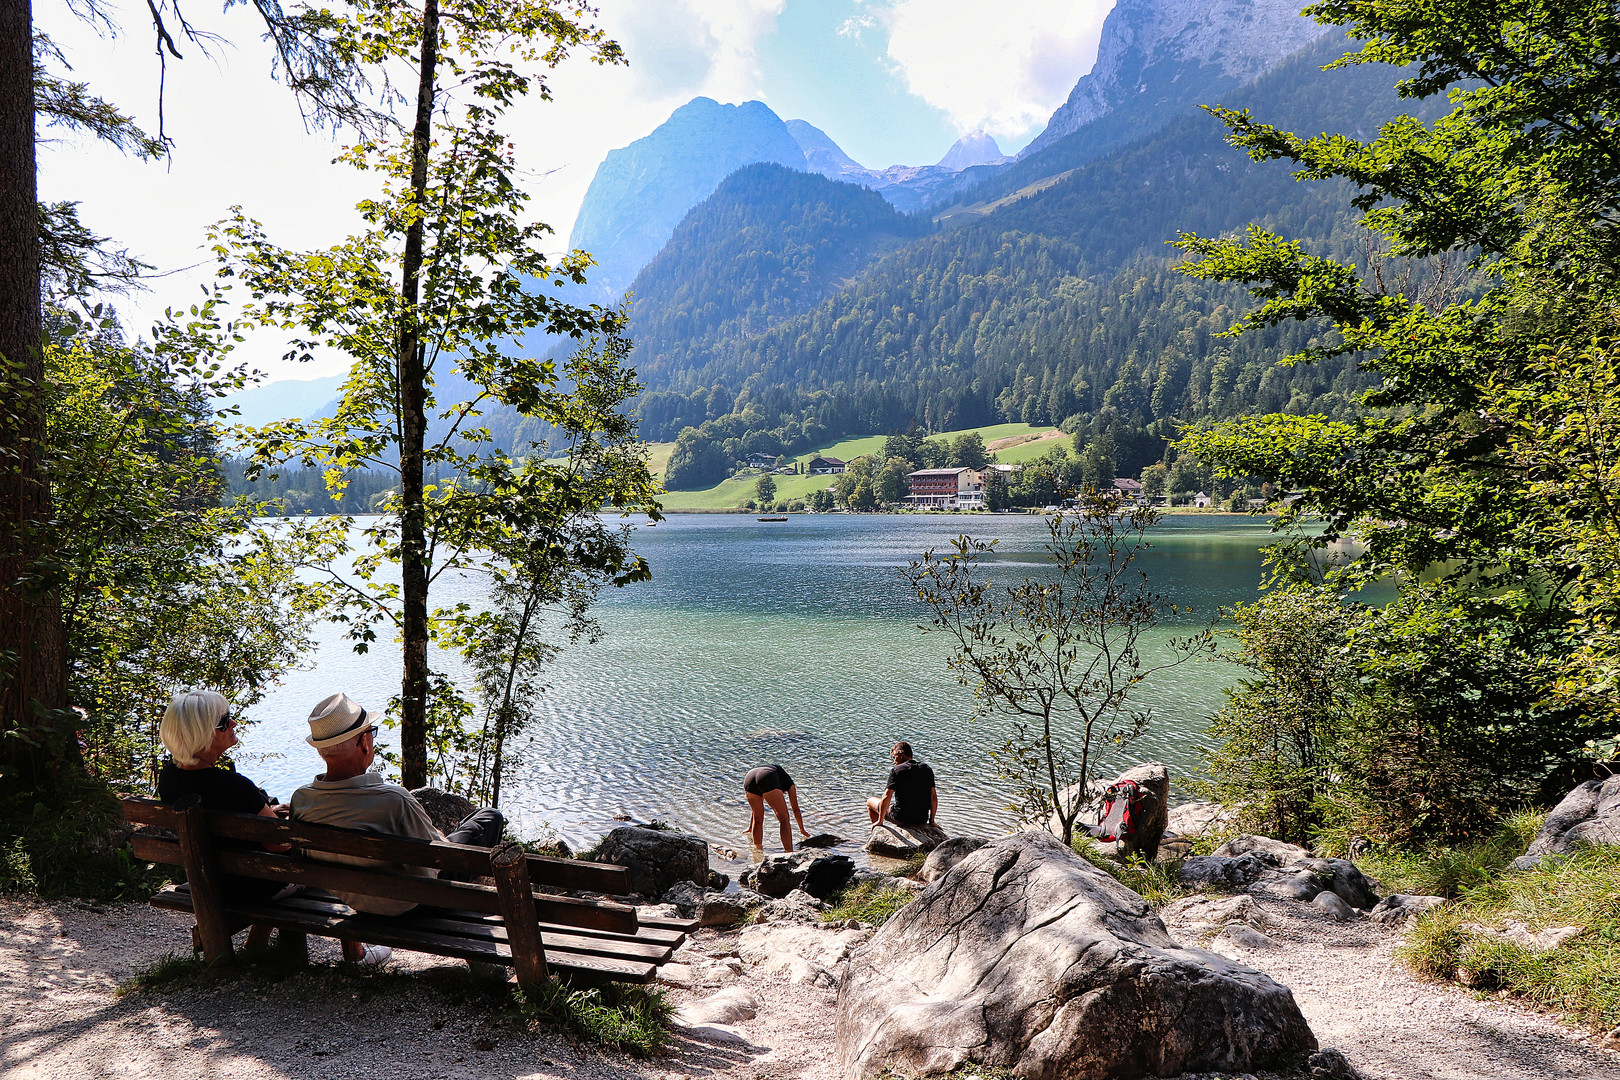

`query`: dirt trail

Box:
[2,896,1616,1080]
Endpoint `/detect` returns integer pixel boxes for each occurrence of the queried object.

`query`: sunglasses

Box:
[215,713,236,732]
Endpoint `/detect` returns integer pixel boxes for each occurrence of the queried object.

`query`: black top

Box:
[157,759,271,815]
[886,759,936,825]
[744,764,794,796]
[157,758,286,904]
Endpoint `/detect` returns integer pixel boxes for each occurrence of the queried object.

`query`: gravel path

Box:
[3,896,1618,1080]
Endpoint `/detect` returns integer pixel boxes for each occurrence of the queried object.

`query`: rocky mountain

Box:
[566,97,808,304]
[221,374,345,426]
[936,131,1008,171]
[1019,0,1325,159]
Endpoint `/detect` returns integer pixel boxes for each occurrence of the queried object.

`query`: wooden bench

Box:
[122,797,696,990]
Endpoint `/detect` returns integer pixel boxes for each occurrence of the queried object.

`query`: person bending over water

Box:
[867,741,937,828]
[744,764,809,852]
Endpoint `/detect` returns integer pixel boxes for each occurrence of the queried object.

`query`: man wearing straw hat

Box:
[290,692,505,961]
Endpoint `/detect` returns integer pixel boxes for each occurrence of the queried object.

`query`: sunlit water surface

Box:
[238,513,1302,858]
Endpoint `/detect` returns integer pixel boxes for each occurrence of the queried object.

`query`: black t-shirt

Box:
[157,759,271,815]
[157,758,285,904]
[886,759,936,825]
[744,764,793,796]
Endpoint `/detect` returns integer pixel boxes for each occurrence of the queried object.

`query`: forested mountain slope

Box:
[630,33,1429,479]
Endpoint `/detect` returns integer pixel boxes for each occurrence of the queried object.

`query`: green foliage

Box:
[754,472,777,505]
[509,977,673,1057]
[1349,811,1542,900]
[1399,846,1620,1031]
[219,0,655,790]
[117,952,210,997]
[1174,0,1620,733]
[822,879,915,926]
[1202,580,1592,845]
[1072,842,1193,907]
[906,499,1207,844]
[36,312,312,793]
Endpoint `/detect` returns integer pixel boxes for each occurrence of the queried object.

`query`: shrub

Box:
[1072,842,1192,907]
[1335,811,1543,899]
[510,978,673,1057]
[1400,845,1620,1030]
[823,879,915,926]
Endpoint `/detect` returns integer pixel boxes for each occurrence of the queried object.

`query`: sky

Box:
[36,0,1115,381]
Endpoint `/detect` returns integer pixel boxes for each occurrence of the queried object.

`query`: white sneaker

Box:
[357,945,392,966]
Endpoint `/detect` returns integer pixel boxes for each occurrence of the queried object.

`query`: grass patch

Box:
[117,951,210,996]
[1399,844,1620,1030]
[509,977,673,1057]
[822,879,915,926]
[1073,843,1194,906]
[1347,810,1543,899]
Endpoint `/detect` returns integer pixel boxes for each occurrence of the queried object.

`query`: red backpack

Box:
[1095,779,1143,842]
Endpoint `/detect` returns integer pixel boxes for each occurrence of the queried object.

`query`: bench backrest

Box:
[122,797,638,934]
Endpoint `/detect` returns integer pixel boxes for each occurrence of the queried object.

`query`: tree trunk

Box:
[397,0,439,789]
[0,0,66,777]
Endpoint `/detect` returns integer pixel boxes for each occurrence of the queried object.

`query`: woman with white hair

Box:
[157,690,294,922]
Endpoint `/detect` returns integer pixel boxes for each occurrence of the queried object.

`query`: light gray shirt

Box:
[289,771,444,916]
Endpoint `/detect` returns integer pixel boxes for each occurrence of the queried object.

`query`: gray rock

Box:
[740,923,869,987]
[865,819,947,859]
[661,881,706,918]
[800,833,842,848]
[1213,834,1311,866]
[1368,894,1445,926]
[848,868,890,889]
[679,1022,752,1046]
[742,850,853,899]
[1515,775,1620,869]
[1165,800,1235,839]
[919,837,989,884]
[409,787,478,835]
[1311,891,1355,921]
[592,826,708,898]
[707,869,729,890]
[1249,868,1323,902]
[678,987,760,1027]
[1296,858,1379,909]
[1161,893,1274,933]
[753,888,829,925]
[1211,922,1282,955]
[835,831,1317,1080]
[1178,853,1271,892]
[1309,1047,1365,1080]
[697,888,768,928]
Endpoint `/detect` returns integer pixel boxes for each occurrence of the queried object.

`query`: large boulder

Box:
[1296,858,1379,909]
[1177,853,1270,892]
[591,826,708,898]
[835,831,1317,1080]
[409,787,478,835]
[1165,800,1234,839]
[919,837,989,883]
[1212,834,1311,866]
[742,851,855,899]
[1513,774,1620,869]
[865,819,947,859]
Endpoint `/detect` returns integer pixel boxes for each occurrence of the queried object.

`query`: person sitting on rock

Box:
[289,692,505,965]
[743,763,809,852]
[867,741,937,828]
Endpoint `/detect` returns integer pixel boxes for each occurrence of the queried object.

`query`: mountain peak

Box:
[936,130,1009,171]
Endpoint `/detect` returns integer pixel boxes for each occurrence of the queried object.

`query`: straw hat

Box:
[305,692,374,749]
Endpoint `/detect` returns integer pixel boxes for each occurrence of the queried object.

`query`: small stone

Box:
[1178,853,1270,892]
[1211,922,1281,956]
[1311,891,1355,921]
[1369,894,1446,925]
[656,963,695,988]
[677,987,760,1026]
[1308,1047,1364,1080]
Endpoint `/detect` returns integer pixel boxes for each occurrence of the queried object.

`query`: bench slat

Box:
[404,904,689,949]
[133,833,639,934]
[149,889,657,983]
[123,798,628,893]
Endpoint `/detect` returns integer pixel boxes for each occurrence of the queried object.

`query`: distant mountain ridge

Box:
[1019,0,1325,159]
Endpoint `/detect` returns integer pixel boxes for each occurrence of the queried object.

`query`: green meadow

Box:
[644,423,1065,511]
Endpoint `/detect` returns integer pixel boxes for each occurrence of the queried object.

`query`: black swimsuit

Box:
[744,764,794,796]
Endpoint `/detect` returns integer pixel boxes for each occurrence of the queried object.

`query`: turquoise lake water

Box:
[238,512,1293,854]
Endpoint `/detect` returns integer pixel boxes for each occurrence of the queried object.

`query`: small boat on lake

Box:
[757,515,788,522]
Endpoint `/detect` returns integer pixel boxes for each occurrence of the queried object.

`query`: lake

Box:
[238,512,1292,857]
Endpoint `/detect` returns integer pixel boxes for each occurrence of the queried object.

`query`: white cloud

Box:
[878,0,1114,142]
[33,0,786,381]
